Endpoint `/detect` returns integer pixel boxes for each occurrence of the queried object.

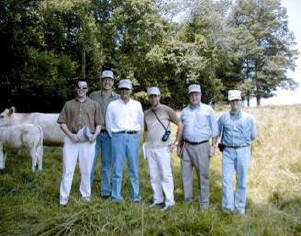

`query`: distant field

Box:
[0,105,300,235]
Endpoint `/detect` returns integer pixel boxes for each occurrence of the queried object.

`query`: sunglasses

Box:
[77,86,88,90]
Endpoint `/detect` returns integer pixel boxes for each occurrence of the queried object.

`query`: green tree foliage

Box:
[230,0,299,105]
[0,0,298,110]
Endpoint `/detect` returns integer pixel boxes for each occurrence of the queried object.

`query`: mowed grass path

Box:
[0,105,300,235]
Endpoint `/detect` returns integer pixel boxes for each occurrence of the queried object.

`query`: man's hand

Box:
[209,145,216,157]
[169,141,178,152]
[177,145,182,158]
[71,134,80,143]
[89,134,97,143]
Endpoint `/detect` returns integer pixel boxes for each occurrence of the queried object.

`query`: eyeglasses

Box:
[77,87,88,90]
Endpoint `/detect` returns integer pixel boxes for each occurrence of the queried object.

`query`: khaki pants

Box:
[146,146,175,206]
[181,142,210,208]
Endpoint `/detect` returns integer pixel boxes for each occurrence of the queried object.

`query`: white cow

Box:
[0,124,43,172]
[0,107,65,146]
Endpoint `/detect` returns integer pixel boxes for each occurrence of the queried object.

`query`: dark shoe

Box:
[184,198,192,203]
[161,205,171,212]
[100,195,111,199]
[111,198,123,203]
[148,202,164,209]
[222,208,233,214]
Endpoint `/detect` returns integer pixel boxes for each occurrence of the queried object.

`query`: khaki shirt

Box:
[144,104,179,148]
[57,98,102,133]
[89,90,119,130]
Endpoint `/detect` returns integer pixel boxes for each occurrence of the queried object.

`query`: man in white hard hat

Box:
[144,87,182,211]
[218,90,257,215]
[89,69,119,198]
[106,79,144,203]
[177,84,219,210]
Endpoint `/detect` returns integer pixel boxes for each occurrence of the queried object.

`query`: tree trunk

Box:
[256,95,261,106]
[81,50,86,80]
[247,96,250,107]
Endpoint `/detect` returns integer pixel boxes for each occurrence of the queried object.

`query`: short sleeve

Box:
[217,114,224,136]
[250,116,257,140]
[144,111,148,131]
[209,108,219,137]
[167,107,179,124]
[57,103,68,124]
[94,102,102,126]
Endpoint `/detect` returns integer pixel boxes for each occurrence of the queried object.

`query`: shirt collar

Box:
[189,102,201,110]
[151,103,161,111]
[75,97,88,103]
[119,98,131,105]
[100,90,116,98]
[230,109,242,118]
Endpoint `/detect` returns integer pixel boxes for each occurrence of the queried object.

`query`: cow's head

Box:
[0,107,15,126]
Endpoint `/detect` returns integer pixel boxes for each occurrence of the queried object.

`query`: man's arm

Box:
[139,103,144,134]
[90,102,102,142]
[167,108,181,147]
[250,116,257,141]
[89,125,101,142]
[105,103,113,137]
[60,123,79,143]
[57,103,79,143]
[209,108,219,157]
[176,121,184,157]
[143,114,147,143]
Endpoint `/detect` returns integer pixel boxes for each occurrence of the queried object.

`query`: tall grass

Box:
[0,105,300,235]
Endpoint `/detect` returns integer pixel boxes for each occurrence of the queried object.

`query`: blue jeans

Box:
[111,133,140,202]
[90,131,112,196]
[222,147,250,213]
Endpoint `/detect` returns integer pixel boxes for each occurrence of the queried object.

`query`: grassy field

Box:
[0,105,301,236]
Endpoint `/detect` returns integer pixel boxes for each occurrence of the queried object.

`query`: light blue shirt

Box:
[218,110,257,147]
[180,103,219,142]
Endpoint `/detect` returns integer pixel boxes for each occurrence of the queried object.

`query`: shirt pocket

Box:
[240,120,251,139]
[180,112,189,124]
[196,110,210,130]
[222,118,233,133]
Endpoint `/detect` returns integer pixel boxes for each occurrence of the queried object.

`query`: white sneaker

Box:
[235,209,245,215]
[81,197,91,203]
[60,201,68,207]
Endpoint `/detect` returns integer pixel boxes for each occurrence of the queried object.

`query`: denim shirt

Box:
[218,110,257,147]
[180,103,219,142]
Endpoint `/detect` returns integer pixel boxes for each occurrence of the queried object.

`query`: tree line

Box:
[0,0,298,112]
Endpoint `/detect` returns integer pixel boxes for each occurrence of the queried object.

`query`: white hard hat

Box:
[118,79,133,89]
[188,84,201,94]
[147,87,161,96]
[101,70,114,79]
[228,90,242,101]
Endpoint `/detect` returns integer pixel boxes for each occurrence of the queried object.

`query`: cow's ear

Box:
[8,107,15,115]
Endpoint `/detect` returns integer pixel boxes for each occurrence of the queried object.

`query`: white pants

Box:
[59,136,96,205]
[146,146,175,206]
